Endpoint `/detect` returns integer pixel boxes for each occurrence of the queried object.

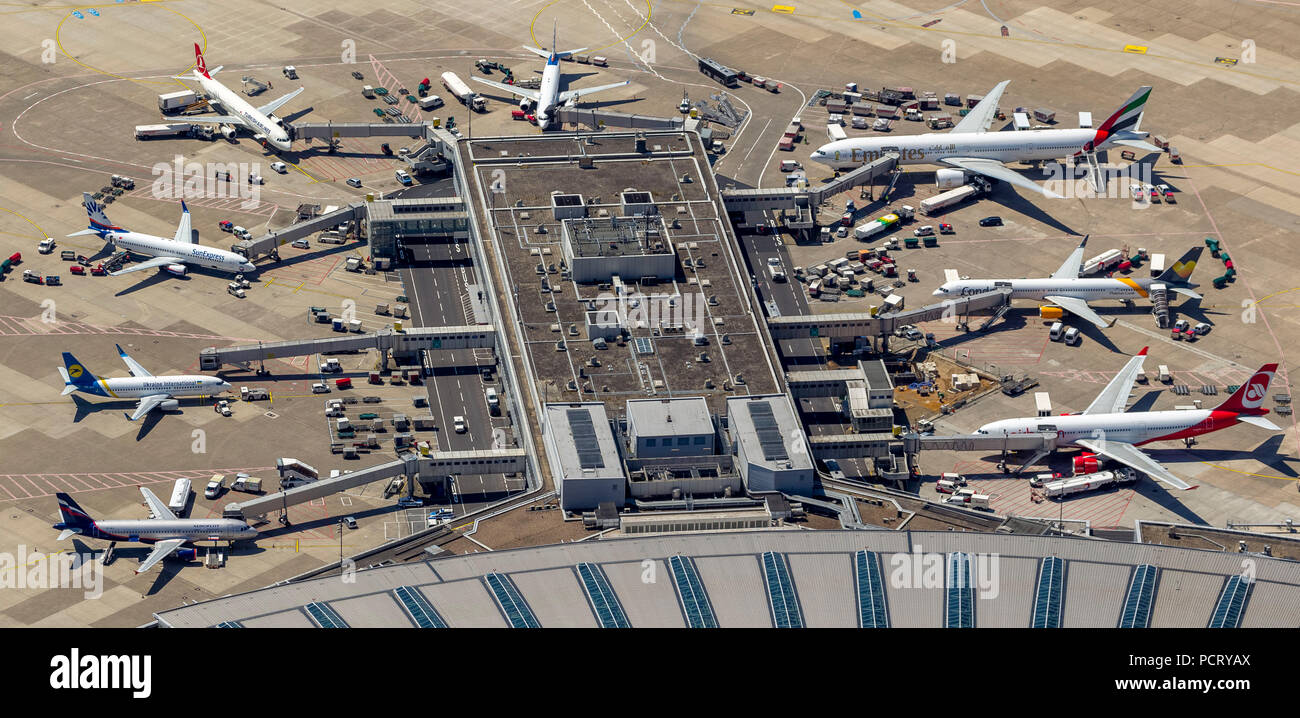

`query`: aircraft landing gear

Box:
[1184,436,1197,448]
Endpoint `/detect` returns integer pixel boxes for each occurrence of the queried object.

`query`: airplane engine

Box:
[519,98,533,112]
[1040,305,1064,320]
[1073,453,1103,474]
[165,264,188,277]
[219,124,236,140]
[935,168,969,189]
[168,548,198,562]
[159,399,180,412]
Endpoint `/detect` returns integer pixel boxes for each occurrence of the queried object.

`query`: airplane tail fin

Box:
[193,43,211,79]
[54,493,95,532]
[1215,363,1279,416]
[1100,86,1151,136]
[1156,246,1203,285]
[77,192,121,237]
[60,352,98,393]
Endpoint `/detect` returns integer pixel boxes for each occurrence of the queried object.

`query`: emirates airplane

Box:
[976,348,1281,490]
[810,82,1161,197]
[470,22,629,131]
[178,44,304,151]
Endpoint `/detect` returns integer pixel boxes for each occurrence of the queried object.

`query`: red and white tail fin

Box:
[194,43,210,79]
[1215,364,1279,416]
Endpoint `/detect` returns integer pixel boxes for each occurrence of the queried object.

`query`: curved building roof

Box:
[154,530,1300,628]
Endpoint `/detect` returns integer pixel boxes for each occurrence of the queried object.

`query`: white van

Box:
[486,387,499,414]
[1063,327,1081,345]
[418,95,444,111]
[779,160,800,172]
[1049,321,1065,341]
[270,161,287,173]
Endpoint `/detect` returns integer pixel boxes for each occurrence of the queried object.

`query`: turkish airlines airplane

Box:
[179,44,304,151]
[976,348,1281,490]
[471,22,629,130]
[58,345,230,421]
[932,235,1203,329]
[810,83,1161,198]
[68,192,257,277]
[53,489,256,574]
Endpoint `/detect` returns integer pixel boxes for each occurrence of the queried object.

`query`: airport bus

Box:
[698,57,739,87]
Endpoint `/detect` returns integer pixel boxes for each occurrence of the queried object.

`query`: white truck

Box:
[919,178,990,216]
[418,95,444,111]
[135,123,192,139]
[946,488,992,511]
[158,90,198,113]
[230,474,263,493]
[826,123,848,142]
[1041,469,1137,498]
[204,474,225,499]
[1082,248,1124,275]
[441,72,486,112]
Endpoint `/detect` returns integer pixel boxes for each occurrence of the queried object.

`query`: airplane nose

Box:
[932,288,944,296]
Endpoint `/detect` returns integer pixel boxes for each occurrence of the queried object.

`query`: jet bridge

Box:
[807,433,898,459]
[234,202,366,261]
[290,121,430,140]
[720,153,900,214]
[222,449,528,520]
[766,288,1013,340]
[555,107,685,131]
[199,326,496,370]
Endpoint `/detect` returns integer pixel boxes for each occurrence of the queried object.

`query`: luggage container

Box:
[335,377,353,390]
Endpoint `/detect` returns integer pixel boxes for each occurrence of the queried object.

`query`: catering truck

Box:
[157,90,198,113]
[919,178,991,216]
[441,72,486,112]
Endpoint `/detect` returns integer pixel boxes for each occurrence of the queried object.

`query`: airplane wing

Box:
[116,343,154,378]
[558,80,631,104]
[949,80,1010,134]
[172,201,192,245]
[135,538,186,574]
[184,115,243,125]
[107,256,187,277]
[1050,235,1089,279]
[1075,437,1194,490]
[140,486,176,521]
[1083,347,1147,415]
[128,393,170,422]
[472,77,540,102]
[257,86,305,116]
[1042,295,1115,329]
[938,156,1065,199]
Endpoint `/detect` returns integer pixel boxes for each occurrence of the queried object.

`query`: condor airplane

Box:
[67,193,257,277]
[810,83,1161,198]
[471,22,629,130]
[933,235,1202,329]
[58,345,230,421]
[178,44,304,151]
[976,348,1281,490]
[53,489,256,574]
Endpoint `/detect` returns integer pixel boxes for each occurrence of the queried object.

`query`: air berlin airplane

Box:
[976,348,1281,490]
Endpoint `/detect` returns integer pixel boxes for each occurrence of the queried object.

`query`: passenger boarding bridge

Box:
[199,326,496,371]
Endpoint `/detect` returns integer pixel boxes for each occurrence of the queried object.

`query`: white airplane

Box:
[933,236,1203,329]
[976,348,1281,490]
[471,22,629,130]
[58,345,231,421]
[67,192,257,277]
[177,43,304,151]
[810,83,1161,198]
[53,490,256,574]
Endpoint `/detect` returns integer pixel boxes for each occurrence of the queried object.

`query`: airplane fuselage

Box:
[533,57,563,130]
[66,518,255,544]
[977,409,1246,446]
[812,127,1100,170]
[73,374,228,400]
[935,277,1155,301]
[196,72,292,150]
[100,228,255,275]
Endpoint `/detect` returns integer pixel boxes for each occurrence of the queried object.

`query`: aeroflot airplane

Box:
[68,192,257,277]
[471,22,629,130]
[977,348,1281,490]
[810,83,1161,198]
[179,44,304,151]
[58,344,230,421]
[933,235,1203,329]
[53,489,256,574]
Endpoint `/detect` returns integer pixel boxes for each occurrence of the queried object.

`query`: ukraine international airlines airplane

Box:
[976,348,1281,490]
[53,490,256,574]
[471,22,629,130]
[68,193,257,277]
[58,345,230,421]
[179,44,304,151]
[932,235,1203,329]
[809,83,1161,198]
